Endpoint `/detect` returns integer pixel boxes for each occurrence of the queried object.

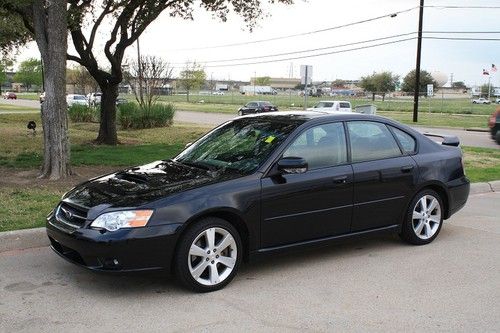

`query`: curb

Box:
[0,181,498,254]
[464,128,489,133]
[0,227,49,253]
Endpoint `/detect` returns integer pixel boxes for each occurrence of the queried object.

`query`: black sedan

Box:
[46,112,469,292]
[238,101,278,115]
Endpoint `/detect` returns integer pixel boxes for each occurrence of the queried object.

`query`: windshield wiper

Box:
[175,160,214,171]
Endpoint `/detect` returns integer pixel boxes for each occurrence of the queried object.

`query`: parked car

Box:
[66,94,88,107]
[307,100,352,113]
[39,92,45,103]
[116,97,128,105]
[472,98,491,104]
[495,98,500,104]
[488,108,500,144]
[3,92,17,100]
[238,101,278,115]
[87,92,102,106]
[212,91,225,96]
[46,112,469,292]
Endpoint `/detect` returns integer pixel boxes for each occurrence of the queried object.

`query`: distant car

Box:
[238,101,278,115]
[116,97,128,106]
[307,101,352,113]
[66,94,88,107]
[495,98,500,104]
[472,98,491,104]
[488,108,500,144]
[212,91,225,96]
[87,92,102,106]
[3,92,17,100]
[39,92,45,103]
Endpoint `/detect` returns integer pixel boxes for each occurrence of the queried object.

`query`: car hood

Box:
[63,160,240,209]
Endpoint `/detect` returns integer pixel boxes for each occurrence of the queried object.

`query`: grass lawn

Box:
[0,112,498,232]
[0,103,39,112]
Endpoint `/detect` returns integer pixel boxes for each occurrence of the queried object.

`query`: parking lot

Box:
[0,191,498,332]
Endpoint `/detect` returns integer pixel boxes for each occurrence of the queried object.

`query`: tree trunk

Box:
[96,83,118,145]
[372,92,375,101]
[186,89,190,102]
[34,0,71,180]
[382,93,386,102]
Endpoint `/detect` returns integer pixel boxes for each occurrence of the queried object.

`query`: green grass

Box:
[378,111,489,129]
[462,146,500,183]
[0,103,39,112]
[13,92,40,101]
[0,187,63,232]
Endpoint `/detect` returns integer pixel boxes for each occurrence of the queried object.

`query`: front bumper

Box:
[46,216,182,272]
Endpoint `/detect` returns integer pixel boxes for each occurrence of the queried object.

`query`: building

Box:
[250,77,301,90]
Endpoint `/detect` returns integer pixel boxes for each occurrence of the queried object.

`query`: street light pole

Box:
[413,0,425,123]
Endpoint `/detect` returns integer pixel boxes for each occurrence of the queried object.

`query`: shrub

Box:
[118,102,175,129]
[68,104,98,123]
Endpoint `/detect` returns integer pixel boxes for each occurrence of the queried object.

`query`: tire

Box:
[495,130,500,145]
[238,110,243,116]
[174,217,242,292]
[399,189,444,245]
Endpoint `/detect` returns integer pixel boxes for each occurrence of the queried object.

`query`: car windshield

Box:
[174,118,300,175]
[314,102,334,108]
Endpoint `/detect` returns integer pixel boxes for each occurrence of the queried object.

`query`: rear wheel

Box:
[495,130,500,145]
[400,190,443,245]
[174,217,242,292]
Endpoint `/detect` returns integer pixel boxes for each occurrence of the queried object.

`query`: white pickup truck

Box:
[307,100,352,113]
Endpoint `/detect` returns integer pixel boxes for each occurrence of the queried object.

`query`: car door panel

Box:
[261,165,353,248]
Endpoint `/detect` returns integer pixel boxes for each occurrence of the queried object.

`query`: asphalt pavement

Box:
[1,98,498,149]
[0,192,499,332]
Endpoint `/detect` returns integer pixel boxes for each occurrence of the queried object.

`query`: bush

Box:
[118,102,175,129]
[68,104,98,123]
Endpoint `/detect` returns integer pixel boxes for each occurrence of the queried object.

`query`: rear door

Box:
[347,121,418,231]
[260,122,353,247]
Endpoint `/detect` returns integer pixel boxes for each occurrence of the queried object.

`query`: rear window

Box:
[390,126,417,154]
[339,102,351,108]
[347,121,402,162]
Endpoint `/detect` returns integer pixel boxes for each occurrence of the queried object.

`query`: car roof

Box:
[317,100,350,103]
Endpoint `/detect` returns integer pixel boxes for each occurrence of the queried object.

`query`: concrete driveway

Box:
[0,192,498,332]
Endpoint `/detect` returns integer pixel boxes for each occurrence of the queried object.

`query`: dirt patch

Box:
[0,166,120,190]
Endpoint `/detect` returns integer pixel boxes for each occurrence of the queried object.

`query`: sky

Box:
[14,0,500,87]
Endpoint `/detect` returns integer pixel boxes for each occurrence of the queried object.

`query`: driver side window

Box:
[283,122,347,170]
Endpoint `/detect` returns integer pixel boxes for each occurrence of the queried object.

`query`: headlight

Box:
[90,210,154,232]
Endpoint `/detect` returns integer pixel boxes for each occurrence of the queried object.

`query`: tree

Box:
[13,58,42,91]
[178,62,206,102]
[0,7,30,54]
[2,0,71,180]
[360,71,399,101]
[401,70,438,96]
[62,0,293,145]
[452,81,466,90]
[125,55,173,110]
[255,76,271,86]
[67,65,98,95]
[0,58,13,94]
[481,83,494,97]
[332,79,347,88]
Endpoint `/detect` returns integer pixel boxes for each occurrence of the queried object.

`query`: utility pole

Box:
[413,0,425,123]
[137,37,143,105]
[253,71,256,95]
[488,75,492,100]
[304,66,309,110]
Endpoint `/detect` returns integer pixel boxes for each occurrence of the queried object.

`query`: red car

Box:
[3,92,17,100]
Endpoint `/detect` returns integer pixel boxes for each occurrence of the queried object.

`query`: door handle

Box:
[333,175,348,184]
[401,165,415,173]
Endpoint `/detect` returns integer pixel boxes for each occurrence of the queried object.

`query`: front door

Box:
[260,122,353,248]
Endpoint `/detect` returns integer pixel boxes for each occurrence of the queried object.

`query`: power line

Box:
[423,31,500,34]
[174,32,417,65]
[424,36,500,41]
[168,6,419,51]
[425,5,500,9]
[195,37,417,68]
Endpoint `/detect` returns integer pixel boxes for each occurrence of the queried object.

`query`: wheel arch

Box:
[414,181,451,219]
[171,208,251,272]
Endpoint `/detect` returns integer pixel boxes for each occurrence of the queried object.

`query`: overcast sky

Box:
[16,0,500,87]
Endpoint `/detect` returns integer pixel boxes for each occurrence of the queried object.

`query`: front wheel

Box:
[174,217,242,292]
[400,190,443,245]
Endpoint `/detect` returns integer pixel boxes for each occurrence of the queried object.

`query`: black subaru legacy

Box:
[47,112,470,292]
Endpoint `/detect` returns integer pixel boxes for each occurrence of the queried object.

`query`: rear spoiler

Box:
[422,133,460,147]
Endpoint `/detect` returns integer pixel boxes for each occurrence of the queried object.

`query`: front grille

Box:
[55,202,88,229]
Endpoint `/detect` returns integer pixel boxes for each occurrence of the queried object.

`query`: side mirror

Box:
[277,157,308,174]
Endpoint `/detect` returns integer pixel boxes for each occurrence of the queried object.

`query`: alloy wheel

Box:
[188,227,237,286]
[412,195,442,240]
